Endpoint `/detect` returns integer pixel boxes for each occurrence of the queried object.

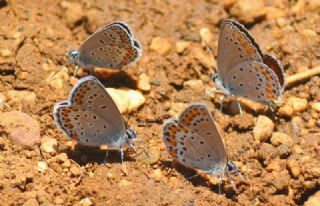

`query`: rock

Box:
[175,41,191,53]
[311,102,320,112]
[47,67,69,89]
[36,161,47,173]
[40,137,58,153]
[137,73,151,92]
[290,0,305,15]
[253,115,275,142]
[152,168,163,181]
[6,90,37,105]
[60,1,84,28]
[306,0,320,12]
[56,153,69,163]
[191,46,214,69]
[278,97,308,116]
[229,0,266,24]
[79,197,93,206]
[270,132,293,146]
[23,198,39,206]
[61,160,71,168]
[304,190,320,206]
[149,37,172,55]
[0,111,41,146]
[266,159,282,172]
[135,146,160,165]
[265,7,286,20]
[54,197,64,205]
[300,29,317,39]
[70,165,82,176]
[199,28,214,45]
[183,80,204,90]
[0,49,12,57]
[119,179,132,187]
[0,92,7,110]
[287,159,300,178]
[106,88,145,114]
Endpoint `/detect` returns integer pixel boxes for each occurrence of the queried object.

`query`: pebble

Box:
[278,97,308,116]
[36,161,47,173]
[290,0,305,15]
[70,165,81,176]
[60,1,84,28]
[47,67,69,89]
[265,7,286,20]
[311,102,320,112]
[270,132,293,146]
[287,159,301,178]
[304,190,320,206]
[135,146,160,165]
[119,179,132,187]
[54,197,64,205]
[199,28,214,45]
[0,111,41,146]
[61,160,71,168]
[175,40,191,53]
[79,197,93,206]
[106,88,145,114]
[137,73,151,92]
[40,137,58,153]
[229,0,266,24]
[183,79,204,90]
[152,168,163,181]
[0,92,7,110]
[0,49,11,57]
[149,37,172,55]
[56,153,69,163]
[6,90,37,105]
[23,198,39,206]
[306,0,320,12]
[266,159,282,172]
[253,115,275,142]
[191,46,214,69]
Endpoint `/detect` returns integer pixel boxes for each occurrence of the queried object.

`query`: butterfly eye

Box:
[227,162,237,172]
[126,129,137,139]
[68,49,79,60]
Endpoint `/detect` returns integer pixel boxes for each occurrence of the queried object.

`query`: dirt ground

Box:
[0,0,319,205]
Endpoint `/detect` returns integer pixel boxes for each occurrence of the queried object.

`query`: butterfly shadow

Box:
[62,144,135,166]
[92,69,138,89]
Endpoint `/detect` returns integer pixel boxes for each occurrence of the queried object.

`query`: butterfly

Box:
[214,19,285,104]
[53,75,136,162]
[66,21,142,73]
[162,103,239,192]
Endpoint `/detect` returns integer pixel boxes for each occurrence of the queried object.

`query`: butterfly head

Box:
[125,129,137,145]
[67,49,80,62]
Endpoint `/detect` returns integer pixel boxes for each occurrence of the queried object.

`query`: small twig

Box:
[286,66,320,87]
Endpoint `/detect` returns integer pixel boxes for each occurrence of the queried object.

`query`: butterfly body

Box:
[215,19,285,104]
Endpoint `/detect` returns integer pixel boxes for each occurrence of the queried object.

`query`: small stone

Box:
[61,160,71,168]
[304,190,320,206]
[70,165,81,176]
[47,67,69,89]
[287,159,300,178]
[278,105,294,117]
[0,49,11,57]
[60,1,84,28]
[79,197,93,206]
[266,159,282,172]
[0,111,41,146]
[290,0,305,15]
[311,102,320,112]
[54,197,64,205]
[265,7,286,20]
[36,161,47,173]
[6,90,37,105]
[253,115,275,142]
[152,168,163,181]
[149,37,172,55]
[119,179,132,187]
[0,92,7,110]
[23,198,39,206]
[229,0,266,24]
[290,97,308,113]
[137,73,151,92]
[175,40,191,53]
[135,146,160,165]
[40,137,58,153]
[199,28,214,45]
[183,79,204,90]
[106,88,145,114]
[301,29,317,39]
[56,153,68,163]
[270,132,293,146]
[306,0,320,12]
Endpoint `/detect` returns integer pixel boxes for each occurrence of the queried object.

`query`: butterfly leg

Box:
[225,171,237,193]
[186,173,200,180]
[218,174,223,195]
[73,65,79,77]
[102,150,109,165]
[219,94,226,111]
[236,101,243,115]
[120,147,124,165]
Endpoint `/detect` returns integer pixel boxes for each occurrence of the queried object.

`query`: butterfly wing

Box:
[223,61,283,103]
[53,76,127,148]
[217,19,263,85]
[263,54,285,89]
[163,103,227,175]
[78,22,141,69]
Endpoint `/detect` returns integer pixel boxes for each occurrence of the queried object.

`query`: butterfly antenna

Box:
[203,39,217,74]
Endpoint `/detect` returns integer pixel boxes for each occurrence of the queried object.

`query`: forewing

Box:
[53,103,124,147]
[263,54,285,88]
[224,61,282,103]
[217,19,263,83]
[163,104,228,173]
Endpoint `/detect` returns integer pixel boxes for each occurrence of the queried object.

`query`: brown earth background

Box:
[0,0,320,205]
